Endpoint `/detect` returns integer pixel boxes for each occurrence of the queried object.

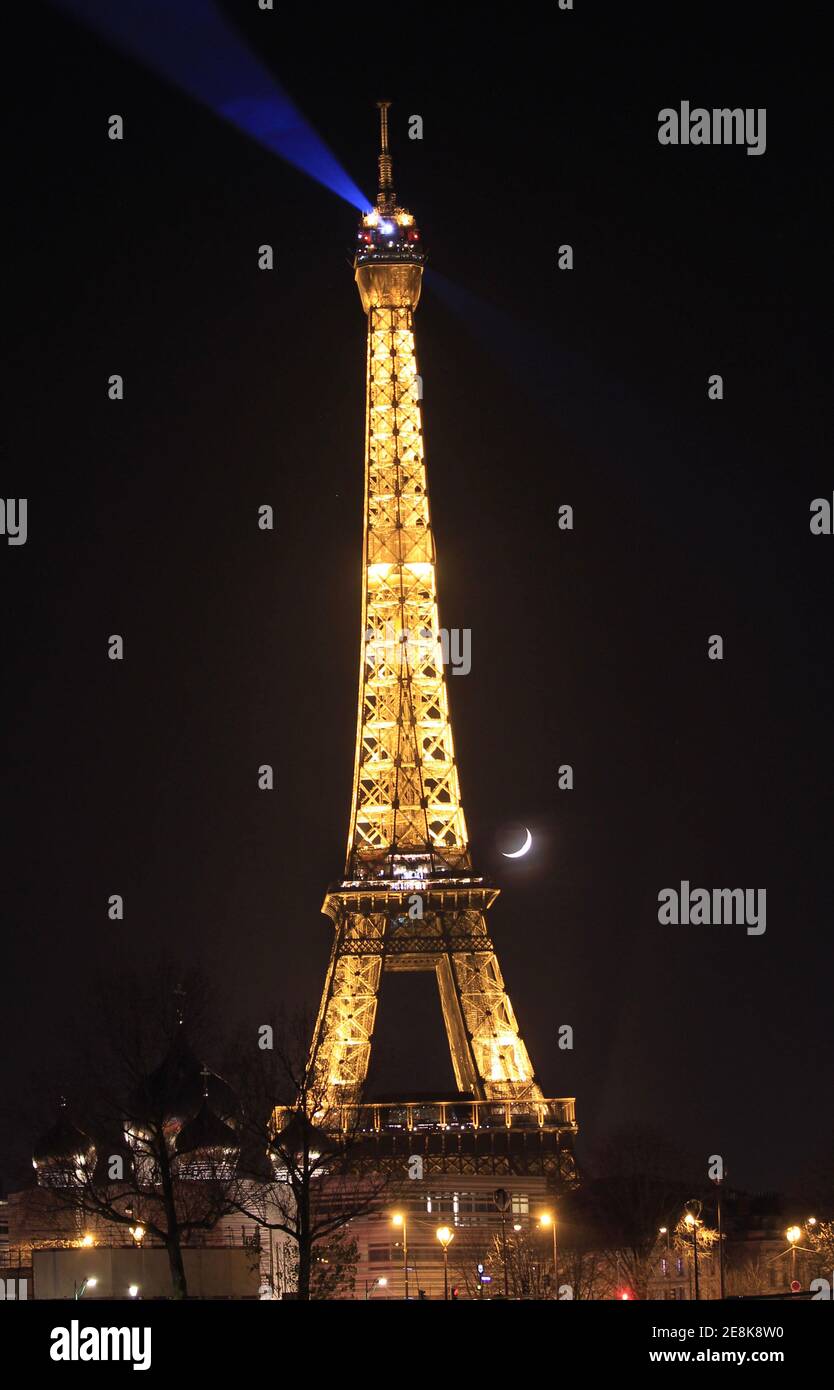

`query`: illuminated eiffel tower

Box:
[308,106,576,1159]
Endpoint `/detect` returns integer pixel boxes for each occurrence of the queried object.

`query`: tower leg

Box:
[435,955,483,1097]
[309,903,542,1110]
[309,928,383,1109]
[448,950,542,1101]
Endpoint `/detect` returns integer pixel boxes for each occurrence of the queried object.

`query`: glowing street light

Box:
[391,1212,409,1301]
[539,1210,559,1300]
[786,1224,803,1287]
[684,1201,703,1301]
[128,1284,139,1298]
[436,1225,455,1301]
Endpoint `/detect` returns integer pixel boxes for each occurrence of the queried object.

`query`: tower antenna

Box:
[376,100,395,212]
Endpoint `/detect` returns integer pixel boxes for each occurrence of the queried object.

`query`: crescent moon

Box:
[502,827,532,859]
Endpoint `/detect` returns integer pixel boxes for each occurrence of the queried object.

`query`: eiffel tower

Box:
[307,106,576,1160]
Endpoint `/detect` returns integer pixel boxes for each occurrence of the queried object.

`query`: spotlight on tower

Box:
[53,0,370,209]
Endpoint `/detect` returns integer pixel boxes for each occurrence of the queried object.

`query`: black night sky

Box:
[4,3,832,1198]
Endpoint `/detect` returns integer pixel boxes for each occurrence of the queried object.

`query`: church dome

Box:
[33,1101,96,1184]
[127,1027,241,1137]
[269,1108,334,1169]
[175,1098,240,1159]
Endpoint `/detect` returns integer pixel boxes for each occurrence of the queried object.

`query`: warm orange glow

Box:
[301,124,550,1117]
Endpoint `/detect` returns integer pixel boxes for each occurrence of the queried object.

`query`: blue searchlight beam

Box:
[53,0,370,210]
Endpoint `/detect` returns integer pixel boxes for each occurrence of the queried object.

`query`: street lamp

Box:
[128,1284,139,1299]
[711,1170,726,1300]
[74,1276,97,1300]
[786,1225,802,1287]
[539,1211,558,1300]
[681,1212,700,1295]
[436,1226,455,1301]
[364,1276,387,1300]
[391,1212,409,1301]
[493,1188,512,1297]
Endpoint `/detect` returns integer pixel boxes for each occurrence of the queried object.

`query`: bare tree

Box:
[32,964,247,1299]
[488,1227,551,1299]
[726,1253,774,1299]
[808,1220,834,1283]
[226,1010,389,1300]
[309,1234,359,1300]
[584,1125,696,1299]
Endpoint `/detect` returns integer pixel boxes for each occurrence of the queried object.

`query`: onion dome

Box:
[33,1099,96,1186]
[175,1100,239,1167]
[175,1098,239,1161]
[269,1108,335,1173]
[127,1028,241,1139]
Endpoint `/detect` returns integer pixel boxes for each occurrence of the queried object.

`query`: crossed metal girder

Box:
[307,263,548,1118]
[345,304,469,876]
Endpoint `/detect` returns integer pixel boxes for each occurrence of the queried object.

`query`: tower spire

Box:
[376,99,395,212]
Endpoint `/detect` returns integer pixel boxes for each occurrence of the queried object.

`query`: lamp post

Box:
[493,1188,511,1298]
[436,1226,454,1301]
[392,1212,409,1301]
[786,1225,801,1288]
[683,1206,697,1301]
[364,1276,387,1300]
[711,1173,726,1300]
[539,1211,558,1300]
[658,1226,670,1289]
